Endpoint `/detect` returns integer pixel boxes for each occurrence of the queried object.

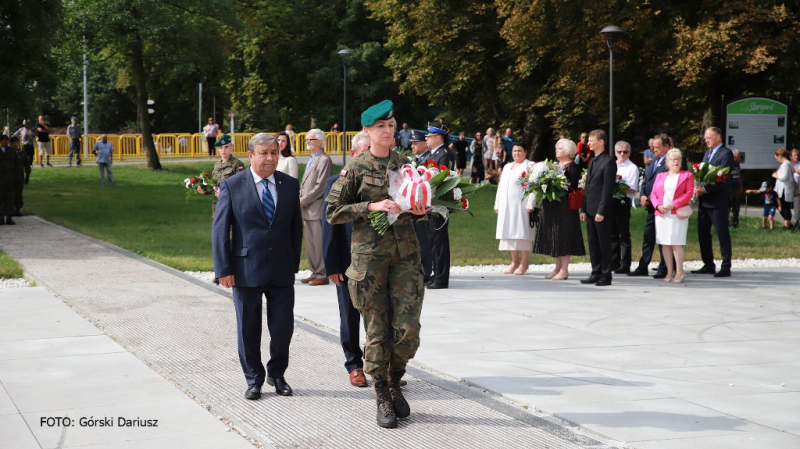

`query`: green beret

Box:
[214,134,232,147]
[361,100,395,127]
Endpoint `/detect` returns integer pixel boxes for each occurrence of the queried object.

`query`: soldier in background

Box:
[326,100,428,429]
[0,135,20,225]
[197,134,245,217]
[10,136,31,216]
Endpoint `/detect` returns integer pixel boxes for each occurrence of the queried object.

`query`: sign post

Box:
[724,97,789,169]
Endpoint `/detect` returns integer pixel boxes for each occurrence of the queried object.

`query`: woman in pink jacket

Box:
[650,148,694,283]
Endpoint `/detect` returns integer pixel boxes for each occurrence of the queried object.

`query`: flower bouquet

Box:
[520,159,568,206]
[691,162,730,204]
[369,160,483,235]
[183,171,217,202]
[613,175,630,200]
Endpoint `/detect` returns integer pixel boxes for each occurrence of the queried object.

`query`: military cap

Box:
[409,130,426,142]
[215,133,232,147]
[361,100,394,127]
[425,122,448,136]
[0,134,8,141]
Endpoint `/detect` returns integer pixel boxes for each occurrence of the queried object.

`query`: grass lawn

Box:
[17,161,800,272]
[0,249,24,278]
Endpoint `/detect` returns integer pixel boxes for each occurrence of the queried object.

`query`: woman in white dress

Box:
[494,142,536,275]
[484,128,496,174]
[650,148,695,283]
[275,131,298,178]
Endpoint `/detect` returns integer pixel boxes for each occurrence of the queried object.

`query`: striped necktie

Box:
[261,179,275,224]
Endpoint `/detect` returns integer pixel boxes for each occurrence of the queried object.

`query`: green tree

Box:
[62,0,237,169]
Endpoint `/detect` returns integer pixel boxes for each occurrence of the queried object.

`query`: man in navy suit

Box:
[629,134,671,277]
[692,127,734,277]
[580,129,617,286]
[321,131,370,388]
[212,133,303,400]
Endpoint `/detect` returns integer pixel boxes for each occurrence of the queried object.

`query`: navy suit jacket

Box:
[430,144,454,171]
[641,155,669,201]
[322,174,352,276]
[699,145,734,209]
[212,169,302,287]
[582,151,617,216]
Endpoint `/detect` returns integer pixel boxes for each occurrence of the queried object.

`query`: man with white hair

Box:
[300,128,333,285]
[610,141,639,274]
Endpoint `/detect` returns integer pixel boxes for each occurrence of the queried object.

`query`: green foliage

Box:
[0,250,24,279]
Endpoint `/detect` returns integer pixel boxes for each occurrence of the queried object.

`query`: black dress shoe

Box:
[627,268,648,276]
[691,266,716,275]
[714,269,731,278]
[267,376,293,396]
[245,384,261,400]
[614,267,631,274]
[580,276,601,284]
[595,277,612,286]
[652,271,668,279]
[426,283,448,289]
[5,216,15,225]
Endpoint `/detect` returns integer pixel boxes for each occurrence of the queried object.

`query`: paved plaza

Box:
[1,217,798,448]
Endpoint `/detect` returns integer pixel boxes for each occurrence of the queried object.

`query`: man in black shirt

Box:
[36,116,52,167]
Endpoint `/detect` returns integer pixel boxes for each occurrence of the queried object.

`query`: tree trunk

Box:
[131,39,161,170]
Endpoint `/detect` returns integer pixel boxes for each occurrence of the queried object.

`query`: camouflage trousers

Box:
[346,249,424,382]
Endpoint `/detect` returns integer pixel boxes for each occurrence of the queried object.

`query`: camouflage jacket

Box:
[211,156,245,211]
[326,150,422,257]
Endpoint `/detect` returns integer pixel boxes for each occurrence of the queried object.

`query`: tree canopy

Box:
[3,0,798,163]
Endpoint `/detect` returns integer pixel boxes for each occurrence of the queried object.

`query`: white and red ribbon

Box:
[398,164,438,208]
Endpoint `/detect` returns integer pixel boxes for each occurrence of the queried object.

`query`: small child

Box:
[746,181,778,229]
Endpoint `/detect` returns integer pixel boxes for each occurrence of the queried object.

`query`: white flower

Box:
[453,187,462,201]
[717,170,724,177]
[542,184,548,193]
[183,178,191,188]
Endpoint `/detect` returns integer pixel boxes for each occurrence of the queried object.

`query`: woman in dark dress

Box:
[470,131,485,183]
[533,138,586,280]
[450,132,469,176]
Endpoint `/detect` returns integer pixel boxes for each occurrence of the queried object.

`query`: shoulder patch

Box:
[339,169,347,176]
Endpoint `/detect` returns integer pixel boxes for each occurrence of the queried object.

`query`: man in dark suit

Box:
[629,134,671,278]
[410,130,433,283]
[300,128,333,285]
[424,122,454,289]
[692,127,734,277]
[321,131,370,388]
[580,129,617,286]
[212,133,303,400]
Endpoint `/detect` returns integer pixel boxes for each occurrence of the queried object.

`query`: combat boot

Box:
[389,370,410,418]
[6,216,15,225]
[374,380,397,428]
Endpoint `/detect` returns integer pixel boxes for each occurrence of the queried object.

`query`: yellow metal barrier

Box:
[37,132,352,164]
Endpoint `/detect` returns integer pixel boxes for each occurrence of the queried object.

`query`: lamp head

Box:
[338,48,354,56]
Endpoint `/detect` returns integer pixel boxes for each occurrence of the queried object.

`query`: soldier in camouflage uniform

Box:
[10,136,31,216]
[0,135,21,225]
[197,134,245,217]
[326,100,428,429]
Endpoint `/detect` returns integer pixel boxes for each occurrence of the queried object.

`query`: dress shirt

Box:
[707,144,722,162]
[616,159,640,200]
[93,141,114,164]
[307,149,324,169]
[250,167,278,208]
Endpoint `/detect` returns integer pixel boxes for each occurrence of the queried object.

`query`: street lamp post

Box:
[600,26,623,148]
[338,48,353,166]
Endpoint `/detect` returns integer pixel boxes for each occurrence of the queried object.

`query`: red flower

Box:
[460,198,469,210]
[521,172,527,177]
[617,175,623,179]
[722,174,728,180]
[425,159,436,167]
[716,177,722,183]
[204,172,210,177]
[693,163,700,169]
[190,178,196,184]
[439,164,447,171]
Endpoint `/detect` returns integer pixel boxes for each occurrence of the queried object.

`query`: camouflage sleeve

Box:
[326,168,370,225]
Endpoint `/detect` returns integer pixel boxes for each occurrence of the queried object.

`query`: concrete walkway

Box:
[0,217,615,449]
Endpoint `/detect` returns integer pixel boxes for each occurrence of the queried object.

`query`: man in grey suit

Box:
[212,133,303,400]
[300,128,333,285]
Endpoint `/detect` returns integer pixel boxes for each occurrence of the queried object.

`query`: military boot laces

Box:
[374,380,397,428]
[389,371,410,418]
